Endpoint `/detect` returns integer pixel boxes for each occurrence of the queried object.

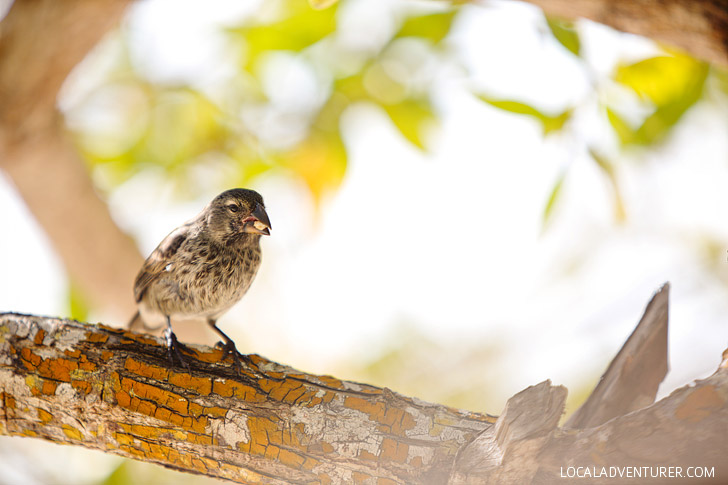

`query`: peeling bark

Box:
[565,283,669,429]
[1,284,727,484]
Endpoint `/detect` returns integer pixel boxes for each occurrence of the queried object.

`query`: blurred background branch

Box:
[519,0,728,67]
[0,0,141,320]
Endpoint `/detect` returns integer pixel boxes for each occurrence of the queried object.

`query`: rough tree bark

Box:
[1,284,726,484]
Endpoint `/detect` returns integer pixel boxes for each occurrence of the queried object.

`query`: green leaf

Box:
[100,462,132,485]
[68,281,89,322]
[715,67,728,96]
[542,171,566,228]
[382,99,436,150]
[589,149,626,222]
[612,54,709,146]
[229,1,338,71]
[616,54,707,105]
[477,95,572,135]
[606,108,638,145]
[396,10,458,44]
[546,16,580,56]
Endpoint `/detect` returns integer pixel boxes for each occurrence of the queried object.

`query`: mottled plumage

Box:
[130,188,271,368]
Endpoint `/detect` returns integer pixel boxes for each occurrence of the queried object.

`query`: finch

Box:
[128,188,271,369]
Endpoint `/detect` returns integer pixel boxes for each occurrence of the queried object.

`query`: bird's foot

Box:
[214,339,254,372]
[166,331,192,370]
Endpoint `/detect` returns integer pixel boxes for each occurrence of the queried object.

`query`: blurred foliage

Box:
[541,170,566,229]
[397,10,458,44]
[474,19,713,230]
[338,323,505,414]
[546,17,580,57]
[68,281,90,322]
[477,95,572,135]
[308,0,339,10]
[609,54,709,146]
[589,149,626,223]
[67,0,719,227]
[100,459,224,485]
[72,0,456,206]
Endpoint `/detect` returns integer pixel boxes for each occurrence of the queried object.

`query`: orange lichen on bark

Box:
[359,449,378,461]
[191,347,228,364]
[78,353,97,372]
[168,371,212,395]
[202,405,227,418]
[317,375,345,389]
[352,471,373,483]
[675,385,725,422]
[40,379,58,395]
[38,357,71,381]
[20,347,42,368]
[239,415,281,456]
[344,396,386,421]
[65,349,81,359]
[1,392,17,410]
[121,377,188,414]
[62,424,83,441]
[124,357,170,381]
[72,379,92,394]
[343,396,416,437]
[380,437,408,463]
[260,377,309,403]
[37,408,53,423]
[33,328,46,345]
[212,378,265,402]
[278,448,306,468]
[84,331,109,344]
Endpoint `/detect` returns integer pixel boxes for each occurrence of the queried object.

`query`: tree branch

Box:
[0,0,142,320]
[1,284,727,484]
[518,0,728,67]
[565,283,669,429]
[0,313,495,484]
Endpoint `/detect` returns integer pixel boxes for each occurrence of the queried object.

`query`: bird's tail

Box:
[127,310,164,332]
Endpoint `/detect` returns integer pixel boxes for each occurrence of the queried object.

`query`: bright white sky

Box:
[1,6,728,479]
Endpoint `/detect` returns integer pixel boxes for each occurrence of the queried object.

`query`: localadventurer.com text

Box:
[560,466,715,480]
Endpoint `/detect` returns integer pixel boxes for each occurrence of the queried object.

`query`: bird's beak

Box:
[243,203,272,236]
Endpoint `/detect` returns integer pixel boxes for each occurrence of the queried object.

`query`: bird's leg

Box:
[208,319,248,370]
[164,315,190,370]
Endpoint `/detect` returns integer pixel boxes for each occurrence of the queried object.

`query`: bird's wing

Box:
[133,223,193,303]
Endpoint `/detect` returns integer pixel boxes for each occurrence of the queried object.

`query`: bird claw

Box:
[216,339,241,365]
[166,331,191,370]
[215,340,254,372]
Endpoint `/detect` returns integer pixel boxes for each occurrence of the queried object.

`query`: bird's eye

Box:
[226,204,240,213]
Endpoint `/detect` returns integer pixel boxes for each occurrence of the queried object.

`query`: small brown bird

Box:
[128,188,271,368]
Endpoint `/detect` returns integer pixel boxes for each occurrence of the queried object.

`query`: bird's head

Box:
[206,188,272,242]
